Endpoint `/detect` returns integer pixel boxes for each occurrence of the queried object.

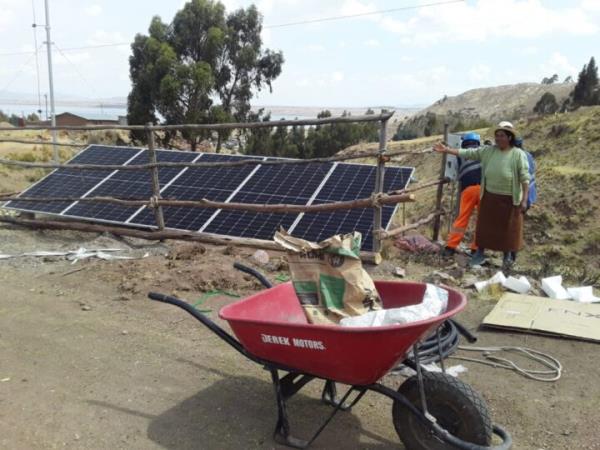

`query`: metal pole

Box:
[43,0,58,162]
[432,123,449,241]
[372,117,389,253]
[146,124,165,231]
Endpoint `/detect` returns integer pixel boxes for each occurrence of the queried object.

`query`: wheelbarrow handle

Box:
[148,292,258,362]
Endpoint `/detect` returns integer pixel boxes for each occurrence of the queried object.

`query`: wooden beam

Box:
[0,112,395,132]
[0,216,382,262]
[0,139,84,147]
[432,124,449,241]
[0,148,432,171]
[377,210,445,239]
[1,193,415,213]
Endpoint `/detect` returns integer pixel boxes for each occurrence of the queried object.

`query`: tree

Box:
[127,0,284,151]
[563,75,574,83]
[533,92,559,115]
[541,74,559,85]
[571,57,599,107]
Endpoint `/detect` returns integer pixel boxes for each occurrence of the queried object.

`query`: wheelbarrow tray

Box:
[219,280,466,386]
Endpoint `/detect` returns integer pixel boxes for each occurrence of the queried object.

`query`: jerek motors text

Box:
[261,334,326,350]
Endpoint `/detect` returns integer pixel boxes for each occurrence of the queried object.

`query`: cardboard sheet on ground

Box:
[483,293,600,342]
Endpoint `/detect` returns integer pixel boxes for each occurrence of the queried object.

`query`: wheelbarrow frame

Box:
[148,285,512,450]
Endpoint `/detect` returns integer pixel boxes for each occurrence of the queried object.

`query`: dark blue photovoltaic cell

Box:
[203,163,333,239]
[132,186,231,230]
[291,164,412,250]
[58,146,140,179]
[110,149,198,185]
[5,144,414,249]
[204,192,304,240]
[68,149,200,223]
[66,179,153,223]
[128,153,262,228]
[6,146,143,214]
[6,173,110,214]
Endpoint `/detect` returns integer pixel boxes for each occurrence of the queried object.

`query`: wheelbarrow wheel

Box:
[392,371,492,450]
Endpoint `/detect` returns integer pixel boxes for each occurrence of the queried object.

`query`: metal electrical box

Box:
[444,133,464,181]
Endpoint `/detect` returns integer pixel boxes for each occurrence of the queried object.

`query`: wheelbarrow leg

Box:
[270,370,363,449]
[271,369,310,449]
[321,381,354,411]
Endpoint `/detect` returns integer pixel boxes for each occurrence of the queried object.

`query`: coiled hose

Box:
[400,319,478,368]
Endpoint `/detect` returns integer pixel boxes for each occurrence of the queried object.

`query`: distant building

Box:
[35,112,120,127]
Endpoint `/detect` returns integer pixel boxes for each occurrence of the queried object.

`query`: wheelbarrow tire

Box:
[392,371,492,450]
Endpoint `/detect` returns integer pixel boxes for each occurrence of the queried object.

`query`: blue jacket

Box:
[525,151,537,208]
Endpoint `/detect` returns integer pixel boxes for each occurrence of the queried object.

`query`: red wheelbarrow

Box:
[149,264,511,449]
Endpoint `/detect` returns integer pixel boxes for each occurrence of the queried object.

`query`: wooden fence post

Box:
[146,123,165,231]
[432,123,449,241]
[372,116,389,253]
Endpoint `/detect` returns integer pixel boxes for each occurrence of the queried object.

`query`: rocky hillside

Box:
[344,106,600,285]
[423,82,573,120]
[394,82,574,140]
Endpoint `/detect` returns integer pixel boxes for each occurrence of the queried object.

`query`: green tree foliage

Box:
[533,92,559,115]
[242,110,380,158]
[0,112,23,127]
[127,0,284,151]
[570,57,599,108]
[393,111,492,141]
[541,74,559,85]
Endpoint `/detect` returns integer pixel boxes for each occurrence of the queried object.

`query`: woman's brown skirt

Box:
[475,191,523,252]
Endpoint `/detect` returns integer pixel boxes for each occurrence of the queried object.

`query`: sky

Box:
[0,0,599,108]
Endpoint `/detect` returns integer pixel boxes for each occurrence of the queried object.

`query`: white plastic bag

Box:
[340,284,448,327]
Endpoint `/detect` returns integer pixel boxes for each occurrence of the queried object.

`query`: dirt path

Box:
[1,228,599,449]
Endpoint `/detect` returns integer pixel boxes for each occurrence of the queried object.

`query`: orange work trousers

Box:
[446,184,480,250]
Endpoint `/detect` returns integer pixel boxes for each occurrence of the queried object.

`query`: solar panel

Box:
[202,162,334,239]
[67,149,199,224]
[289,164,413,250]
[6,146,141,215]
[128,153,263,230]
[4,145,414,251]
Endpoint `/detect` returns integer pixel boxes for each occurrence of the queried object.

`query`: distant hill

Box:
[394,82,574,140]
[422,82,573,120]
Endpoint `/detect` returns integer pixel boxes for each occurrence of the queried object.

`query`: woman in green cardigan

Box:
[434,122,530,268]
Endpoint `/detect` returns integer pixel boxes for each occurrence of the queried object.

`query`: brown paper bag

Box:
[274,230,382,325]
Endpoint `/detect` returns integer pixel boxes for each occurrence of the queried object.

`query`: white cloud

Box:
[581,0,600,12]
[331,71,344,82]
[364,39,380,47]
[262,27,272,46]
[305,44,326,53]
[469,64,491,82]
[520,46,539,56]
[53,51,92,66]
[341,0,598,46]
[541,52,577,78]
[84,4,102,16]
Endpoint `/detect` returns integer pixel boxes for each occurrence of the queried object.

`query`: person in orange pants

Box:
[442,132,481,257]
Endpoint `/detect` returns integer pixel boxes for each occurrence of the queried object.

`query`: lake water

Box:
[0,103,126,120]
[0,103,306,122]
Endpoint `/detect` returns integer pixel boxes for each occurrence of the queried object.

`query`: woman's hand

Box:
[433,142,448,153]
[519,202,528,214]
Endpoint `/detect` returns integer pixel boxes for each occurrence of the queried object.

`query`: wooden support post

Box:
[432,123,449,241]
[372,116,389,253]
[146,123,165,231]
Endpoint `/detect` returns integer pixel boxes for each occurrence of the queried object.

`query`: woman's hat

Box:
[494,121,517,138]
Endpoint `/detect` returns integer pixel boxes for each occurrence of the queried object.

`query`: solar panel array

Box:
[5,145,414,250]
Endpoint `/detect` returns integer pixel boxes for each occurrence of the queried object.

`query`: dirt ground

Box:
[1,226,599,450]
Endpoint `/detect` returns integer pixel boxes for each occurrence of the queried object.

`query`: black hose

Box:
[399,320,477,368]
[233,262,273,288]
